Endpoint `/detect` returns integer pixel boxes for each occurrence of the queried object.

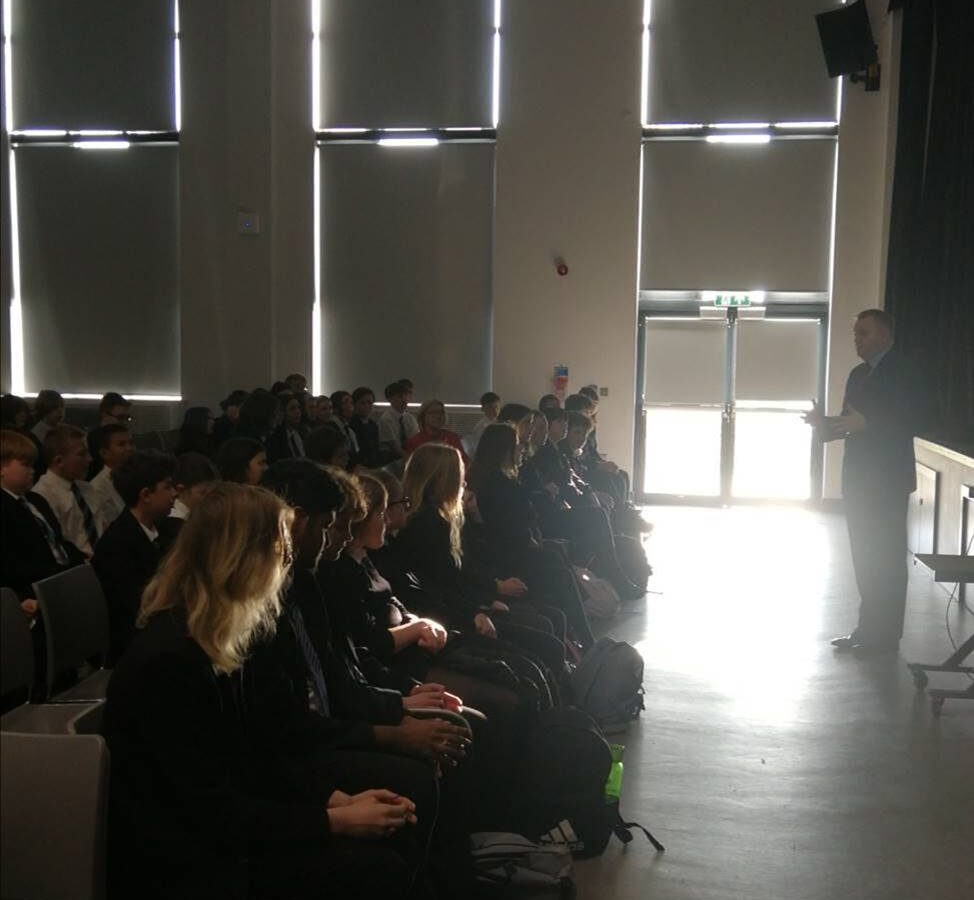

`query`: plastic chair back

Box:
[0,587,35,702]
[0,731,109,900]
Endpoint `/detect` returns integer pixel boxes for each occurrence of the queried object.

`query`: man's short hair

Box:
[1,429,37,465]
[566,411,593,434]
[305,425,348,464]
[43,424,86,465]
[564,393,595,413]
[480,391,501,406]
[99,392,130,415]
[397,378,414,391]
[856,308,894,334]
[174,452,220,489]
[384,381,407,401]
[34,390,64,421]
[544,407,568,424]
[112,450,176,508]
[579,385,599,402]
[261,459,343,517]
[94,423,130,456]
[351,386,375,403]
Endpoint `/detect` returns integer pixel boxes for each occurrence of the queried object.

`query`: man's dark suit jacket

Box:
[840,347,921,497]
[0,489,86,599]
[91,509,182,663]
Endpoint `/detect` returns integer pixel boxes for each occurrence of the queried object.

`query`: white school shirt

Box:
[377,408,420,453]
[87,465,125,533]
[31,470,100,557]
[169,498,191,520]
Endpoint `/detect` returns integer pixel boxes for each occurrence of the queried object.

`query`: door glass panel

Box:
[643,407,722,496]
[732,407,811,499]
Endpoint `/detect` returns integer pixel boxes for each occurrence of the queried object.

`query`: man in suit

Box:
[91,450,180,663]
[1,429,86,608]
[805,309,921,655]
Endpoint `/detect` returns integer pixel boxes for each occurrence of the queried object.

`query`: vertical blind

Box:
[643,319,726,405]
[10,0,175,131]
[319,0,494,128]
[736,319,820,402]
[319,143,493,399]
[645,0,839,124]
[16,147,180,394]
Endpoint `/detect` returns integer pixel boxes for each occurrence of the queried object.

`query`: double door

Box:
[635,309,826,504]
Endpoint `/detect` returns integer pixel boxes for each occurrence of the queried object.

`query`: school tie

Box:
[20,497,69,565]
[289,431,303,458]
[286,603,331,716]
[70,482,99,548]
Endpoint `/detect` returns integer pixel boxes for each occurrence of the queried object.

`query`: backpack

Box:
[509,708,613,858]
[572,567,622,620]
[470,832,576,898]
[614,534,652,593]
[570,638,644,734]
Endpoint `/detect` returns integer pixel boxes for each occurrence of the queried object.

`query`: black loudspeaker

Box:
[815,0,879,77]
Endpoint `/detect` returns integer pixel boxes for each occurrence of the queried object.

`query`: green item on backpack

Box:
[604,743,625,802]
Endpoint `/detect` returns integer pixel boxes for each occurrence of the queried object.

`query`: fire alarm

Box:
[555,256,568,277]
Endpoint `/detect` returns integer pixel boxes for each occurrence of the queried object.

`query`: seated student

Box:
[305,425,352,470]
[328,391,361,463]
[216,437,268,485]
[266,392,307,463]
[301,391,320,428]
[235,388,282,443]
[467,423,595,649]
[104,482,419,900]
[0,430,86,610]
[404,399,468,463]
[32,425,100,557]
[538,393,561,415]
[497,403,535,451]
[349,387,384,467]
[285,372,308,393]
[88,393,133,478]
[315,394,333,422]
[170,452,220,520]
[88,424,134,532]
[213,389,248,448]
[92,450,180,663]
[2,393,44,469]
[393,444,568,679]
[377,382,419,460]
[466,392,501,456]
[30,389,65,445]
[176,406,215,457]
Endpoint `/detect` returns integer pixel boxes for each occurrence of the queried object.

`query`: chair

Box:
[1,732,109,900]
[1,587,34,706]
[34,566,112,702]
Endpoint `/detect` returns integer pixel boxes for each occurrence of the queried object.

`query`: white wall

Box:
[492,0,642,471]
[824,0,902,498]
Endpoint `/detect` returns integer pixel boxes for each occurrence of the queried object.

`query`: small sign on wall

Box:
[554,364,569,401]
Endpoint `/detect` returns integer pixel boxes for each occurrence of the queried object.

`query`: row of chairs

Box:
[1,569,113,900]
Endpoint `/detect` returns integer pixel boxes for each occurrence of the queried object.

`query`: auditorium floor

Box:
[573,505,974,900]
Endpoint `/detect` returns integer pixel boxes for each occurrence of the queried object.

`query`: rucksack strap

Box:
[614,820,665,853]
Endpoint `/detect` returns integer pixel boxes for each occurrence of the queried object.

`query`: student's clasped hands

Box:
[326,789,417,839]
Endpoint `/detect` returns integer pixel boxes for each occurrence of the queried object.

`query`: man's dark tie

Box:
[70,482,99,547]
[289,432,302,458]
[286,603,331,716]
[20,497,69,565]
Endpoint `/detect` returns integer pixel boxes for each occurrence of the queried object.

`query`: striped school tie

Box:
[70,482,99,548]
[286,603,331,716]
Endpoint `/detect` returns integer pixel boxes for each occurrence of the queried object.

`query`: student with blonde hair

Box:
[104,483,418,900]
[403,399,468,462]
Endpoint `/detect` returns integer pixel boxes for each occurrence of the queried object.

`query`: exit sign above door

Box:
[702,291,766,307]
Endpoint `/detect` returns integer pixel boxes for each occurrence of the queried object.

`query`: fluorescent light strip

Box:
[174,0,181,131]
[773,121,837,129]
[312,146,322,396]
[19,393,183,402]
[705,134,770,144]
[645,123,705,130]
[68,129,124,136]
[377,137,439,148]
[311,0,321,131]
[7,147,25,395]
[73,141,131,150]
[3,0,12,133]
[492,0,501,127]
[321,128,369,134]
[12,129,68,137]
[710,122,770,129]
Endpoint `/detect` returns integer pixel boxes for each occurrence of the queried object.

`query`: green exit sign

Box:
[702,290,766,307]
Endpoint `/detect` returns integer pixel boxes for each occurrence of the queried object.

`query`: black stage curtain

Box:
[884,0,974,446]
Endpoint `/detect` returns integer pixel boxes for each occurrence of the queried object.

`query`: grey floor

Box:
[574,505,974,900]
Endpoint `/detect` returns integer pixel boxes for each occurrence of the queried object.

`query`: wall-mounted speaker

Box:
[815,0,879,78]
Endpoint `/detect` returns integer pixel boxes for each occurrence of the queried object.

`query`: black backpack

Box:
[570,638,645,734]
[511,708,664,858]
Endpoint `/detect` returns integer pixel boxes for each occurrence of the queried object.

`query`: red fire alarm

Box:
[555,257,568,277]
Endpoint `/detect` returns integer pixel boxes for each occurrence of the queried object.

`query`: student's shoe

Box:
[830,632,861,650]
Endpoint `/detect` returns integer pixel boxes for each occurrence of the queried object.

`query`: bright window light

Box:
[312,146,322,395]
[174,0,181,131]
[3,0,13,133]
[377,137,439,148]
[311,0,321,131]
[7,146,25,395]
[72,140,131,150]
[492,0,501,127]
[705,134,771,144]
[640,0,651,126]
[773,121,837,129]
[710,122,771,130]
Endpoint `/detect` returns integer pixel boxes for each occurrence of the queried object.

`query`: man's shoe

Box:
[830,633,860,650]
